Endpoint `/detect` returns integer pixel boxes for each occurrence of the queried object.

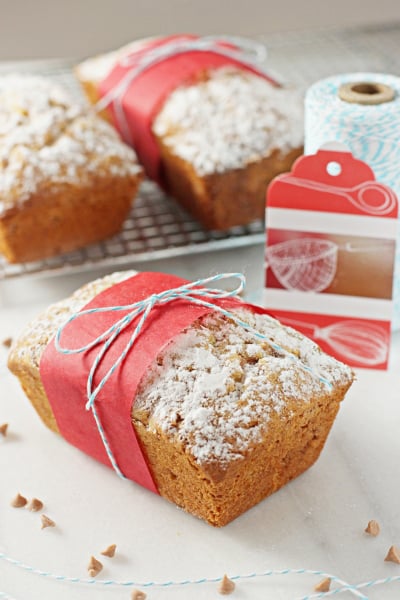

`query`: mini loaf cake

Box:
[0,75,143,263]
[8,271,353,526]
[76,41,303,229]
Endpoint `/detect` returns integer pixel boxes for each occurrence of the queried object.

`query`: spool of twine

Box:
[305,72,400,330]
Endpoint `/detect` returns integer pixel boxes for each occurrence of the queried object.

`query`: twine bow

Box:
[95,35,272,145]
[55,273,331,479]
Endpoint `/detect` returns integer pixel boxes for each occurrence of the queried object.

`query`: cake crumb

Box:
[218,574,235,595]
[384,545,400,564]
[2,337,12,348]
[41,514,55,529]
[365,519,380,537]
[11,493,27,508]
[101,543,116,557]
[28,498,44,512]
[131,590,147,600]
[87,555,103,577]
[314,577,331,592]
[0,423,8,437]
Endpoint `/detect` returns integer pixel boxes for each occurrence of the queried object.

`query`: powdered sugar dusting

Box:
[135,308,352,466]
[153,68,304,175]
[9,272,353,470]
[9,271,136,370]
[0,75,141,214]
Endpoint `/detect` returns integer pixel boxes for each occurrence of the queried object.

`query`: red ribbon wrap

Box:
[40,272,269,493]
[99,35,279,183]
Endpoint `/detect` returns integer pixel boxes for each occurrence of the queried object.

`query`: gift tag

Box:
[265,148,399,369]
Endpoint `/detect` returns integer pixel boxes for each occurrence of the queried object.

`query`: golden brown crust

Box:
[0,75,143,263]
[9,355,59,432]
[157,140,302,229]
[134,379,350,526]
[0,174,141,263]
[76,76,113,122]
[7,271,136,431]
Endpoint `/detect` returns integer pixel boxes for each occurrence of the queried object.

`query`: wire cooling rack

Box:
[1,22,400,281]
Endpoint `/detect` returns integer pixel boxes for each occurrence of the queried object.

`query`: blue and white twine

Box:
[305,73,400,330]
[1,549,400,598]
[55,273,332,480]
[0,593,19,600]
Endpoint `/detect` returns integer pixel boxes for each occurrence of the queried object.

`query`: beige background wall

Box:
[0,0,399,60]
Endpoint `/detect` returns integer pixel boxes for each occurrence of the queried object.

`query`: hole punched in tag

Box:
[338,80,395,105]
[326,161,342,176]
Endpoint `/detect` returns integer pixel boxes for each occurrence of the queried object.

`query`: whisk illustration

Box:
[281,317,389,366]
[265,237,390,293]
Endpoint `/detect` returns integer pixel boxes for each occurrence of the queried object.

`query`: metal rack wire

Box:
[1,22,399,281]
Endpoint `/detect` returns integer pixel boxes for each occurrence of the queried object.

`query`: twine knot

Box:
[55,272,331,479]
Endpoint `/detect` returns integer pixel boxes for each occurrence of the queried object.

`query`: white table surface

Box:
[1,245,400,600]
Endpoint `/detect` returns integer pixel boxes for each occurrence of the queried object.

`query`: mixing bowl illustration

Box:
[265,237,388,293]
[266,238,338,292]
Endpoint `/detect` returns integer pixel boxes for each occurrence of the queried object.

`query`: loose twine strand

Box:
[1,550,400,598]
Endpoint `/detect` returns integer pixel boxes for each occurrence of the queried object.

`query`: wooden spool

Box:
[338,81,395,105]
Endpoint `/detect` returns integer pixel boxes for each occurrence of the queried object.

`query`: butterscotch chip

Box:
[2,337,12,348]
[0,423,8,436]
[101,543,116,557]
[11,493,27,508]
[365,519,380,536]
[131,590,147,600]
[218,574,235,595]
[41,514,55,529]
[28,498,44,512]
[314,577,331,592]
[87,555,103,577]
[384,545,400,564]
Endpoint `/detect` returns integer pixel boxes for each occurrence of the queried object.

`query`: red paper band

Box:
[99,35,279,183]
[39,272,269,492]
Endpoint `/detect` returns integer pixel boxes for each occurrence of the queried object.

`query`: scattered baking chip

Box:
[11,493,27,508]
[218,574,235,595]
[314,577,331,592]
[28,498,44,512]
[101,543,117,557]
[131,590,147,600]
[2,337,12,348]
[87,555,103,577]
[365,519,380,536]
[384,545,400,564]
[41,514,56,529]
[0,423,8,437]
